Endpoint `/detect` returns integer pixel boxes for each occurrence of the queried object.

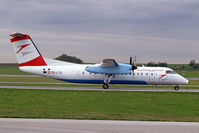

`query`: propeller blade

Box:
[130,56,132,65]
[132,56,137,71]
[133,56,136,65]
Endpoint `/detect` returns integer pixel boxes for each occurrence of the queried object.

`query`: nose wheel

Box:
[174,85,179,90]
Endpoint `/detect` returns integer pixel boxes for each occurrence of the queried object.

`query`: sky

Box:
[0,0,199,64]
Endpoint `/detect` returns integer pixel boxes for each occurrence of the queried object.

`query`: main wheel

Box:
[103,83,109,89]
[174,85,179,90]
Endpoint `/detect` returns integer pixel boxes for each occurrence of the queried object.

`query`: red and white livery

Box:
[10,32,189,90]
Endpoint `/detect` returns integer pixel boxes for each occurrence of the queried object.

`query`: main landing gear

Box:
[174,85,179,90]
[102,74,114,89]
[103,83,109,89]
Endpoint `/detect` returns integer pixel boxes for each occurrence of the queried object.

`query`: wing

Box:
[85,59,131,74]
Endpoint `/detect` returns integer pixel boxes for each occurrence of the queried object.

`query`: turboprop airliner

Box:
[9,32,189,90]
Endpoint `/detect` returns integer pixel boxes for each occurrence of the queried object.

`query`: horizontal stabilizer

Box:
[10,32,26,38]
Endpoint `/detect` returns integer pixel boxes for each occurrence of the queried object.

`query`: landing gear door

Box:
[149,71,155,85]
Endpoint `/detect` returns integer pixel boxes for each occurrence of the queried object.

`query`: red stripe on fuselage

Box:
[11,34,30,43]
[19,56,47,67]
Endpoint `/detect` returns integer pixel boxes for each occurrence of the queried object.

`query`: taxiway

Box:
[0,85,198,92]
[0,118,198,133]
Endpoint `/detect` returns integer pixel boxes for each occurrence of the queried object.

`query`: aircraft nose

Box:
[183,78,189,85]
[177,74,189,85]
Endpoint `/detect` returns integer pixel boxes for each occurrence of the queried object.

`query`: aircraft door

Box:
[149,71,155,85]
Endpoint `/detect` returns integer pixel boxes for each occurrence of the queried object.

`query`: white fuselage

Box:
[19,64,189,85]
[9,32,189,88]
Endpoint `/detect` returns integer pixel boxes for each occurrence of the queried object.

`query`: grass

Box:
[0,76,64,83]
[177,70,199,78]
[0,88,198,122]
[168,64,199,71]
[0,65,198,122]
[0,66,27,75]
[190,80,199,85]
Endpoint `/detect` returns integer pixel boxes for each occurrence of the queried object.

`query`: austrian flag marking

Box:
[17,44,30,53]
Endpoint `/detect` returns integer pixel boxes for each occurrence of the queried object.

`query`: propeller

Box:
[130,56,132,65]
[130,56,137,71]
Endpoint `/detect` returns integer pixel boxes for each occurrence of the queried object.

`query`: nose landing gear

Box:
[174,85,179,90]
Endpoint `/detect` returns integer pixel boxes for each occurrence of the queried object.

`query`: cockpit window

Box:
[166,70,176,74]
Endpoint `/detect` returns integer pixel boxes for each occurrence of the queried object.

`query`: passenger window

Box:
[141,73,143,76]
[146,73,148,76]
[151,73,153,76]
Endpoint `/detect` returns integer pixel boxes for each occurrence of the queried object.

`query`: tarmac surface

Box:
[0,85,199,92]
[0,118,198,133]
